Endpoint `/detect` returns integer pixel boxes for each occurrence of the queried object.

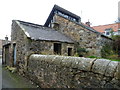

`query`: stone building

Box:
[0,39,4,55]
[44,5,112,57]
[3,20,74,72]
[3,5,112,74]
[0,36,9,55]
[2,36,11,64]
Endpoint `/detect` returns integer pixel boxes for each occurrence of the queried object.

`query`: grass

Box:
[106,58,120,62]
[88,55,120,62]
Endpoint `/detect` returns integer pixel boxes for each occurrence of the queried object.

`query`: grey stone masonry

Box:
[52,14,112,57]
[27,54,120,88]
[10,20,74,74]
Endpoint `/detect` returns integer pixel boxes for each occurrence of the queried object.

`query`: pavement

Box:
[0,58,39,89]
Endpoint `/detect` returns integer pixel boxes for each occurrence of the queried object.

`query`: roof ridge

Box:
[16,20,44,28]
[16,20,58,31]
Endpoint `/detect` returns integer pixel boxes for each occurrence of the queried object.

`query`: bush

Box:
[101,35,120,61]
[76,48,87,57]
[112,35,120,57]
[101,43,114,58]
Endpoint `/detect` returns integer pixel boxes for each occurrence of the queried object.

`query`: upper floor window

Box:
[55,11,78,22]
[104,28,113,36]
[106,32,110,35]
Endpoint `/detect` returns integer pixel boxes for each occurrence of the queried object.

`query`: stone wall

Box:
[27,54,120,88]
[11,21,28,74]
[52,14,112,57]
[26,39,74,56]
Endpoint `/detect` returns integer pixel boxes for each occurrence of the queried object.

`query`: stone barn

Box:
[7,20,74,73]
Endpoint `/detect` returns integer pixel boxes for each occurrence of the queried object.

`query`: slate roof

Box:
[16,20,74,43]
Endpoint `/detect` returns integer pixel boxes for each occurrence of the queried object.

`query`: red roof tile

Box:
[92,23,120,33]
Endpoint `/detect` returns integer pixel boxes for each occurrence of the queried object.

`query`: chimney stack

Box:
[51,22,59,30]
[5,35,8,41]
[85,20,91,27]
[5,35,8,44]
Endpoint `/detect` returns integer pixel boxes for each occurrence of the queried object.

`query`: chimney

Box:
[5,35,8,44]
[51,22,59,30]
[85,20,91,27]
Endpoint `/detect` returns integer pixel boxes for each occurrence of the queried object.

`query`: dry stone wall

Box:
[27,54,120,88]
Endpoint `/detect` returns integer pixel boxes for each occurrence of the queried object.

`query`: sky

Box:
[0,0,119,40]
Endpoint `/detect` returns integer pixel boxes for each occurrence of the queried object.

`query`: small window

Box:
[118,30,120,35]
[68,48,72,56]
[106,32,110,35]
[54,43,61,55]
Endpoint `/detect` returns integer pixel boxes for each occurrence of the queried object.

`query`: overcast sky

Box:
[0,0,119,40]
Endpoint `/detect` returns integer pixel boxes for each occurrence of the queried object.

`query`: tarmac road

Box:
[1,58,39,89]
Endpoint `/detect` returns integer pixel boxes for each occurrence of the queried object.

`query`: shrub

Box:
[112,35,120,57]
[101,35,120,60]
[76,48,87,57]
[101,43,114,58]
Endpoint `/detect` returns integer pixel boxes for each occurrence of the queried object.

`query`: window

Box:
[54,43,61,55]
[118,30,120,35]
[68,48,72,56]
[105,28,113,36]
[56,11,78,22]
[106,32,110,35]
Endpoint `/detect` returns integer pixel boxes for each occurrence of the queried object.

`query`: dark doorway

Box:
[5,46,9,65]
[13,44,16,66]
[68,48,72,56]
[54,43,61,55]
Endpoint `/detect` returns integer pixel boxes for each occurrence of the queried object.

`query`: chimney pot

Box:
[85,20,91,27]
[5,35,8,41]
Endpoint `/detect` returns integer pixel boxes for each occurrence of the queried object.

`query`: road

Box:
[0,58,39,89]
